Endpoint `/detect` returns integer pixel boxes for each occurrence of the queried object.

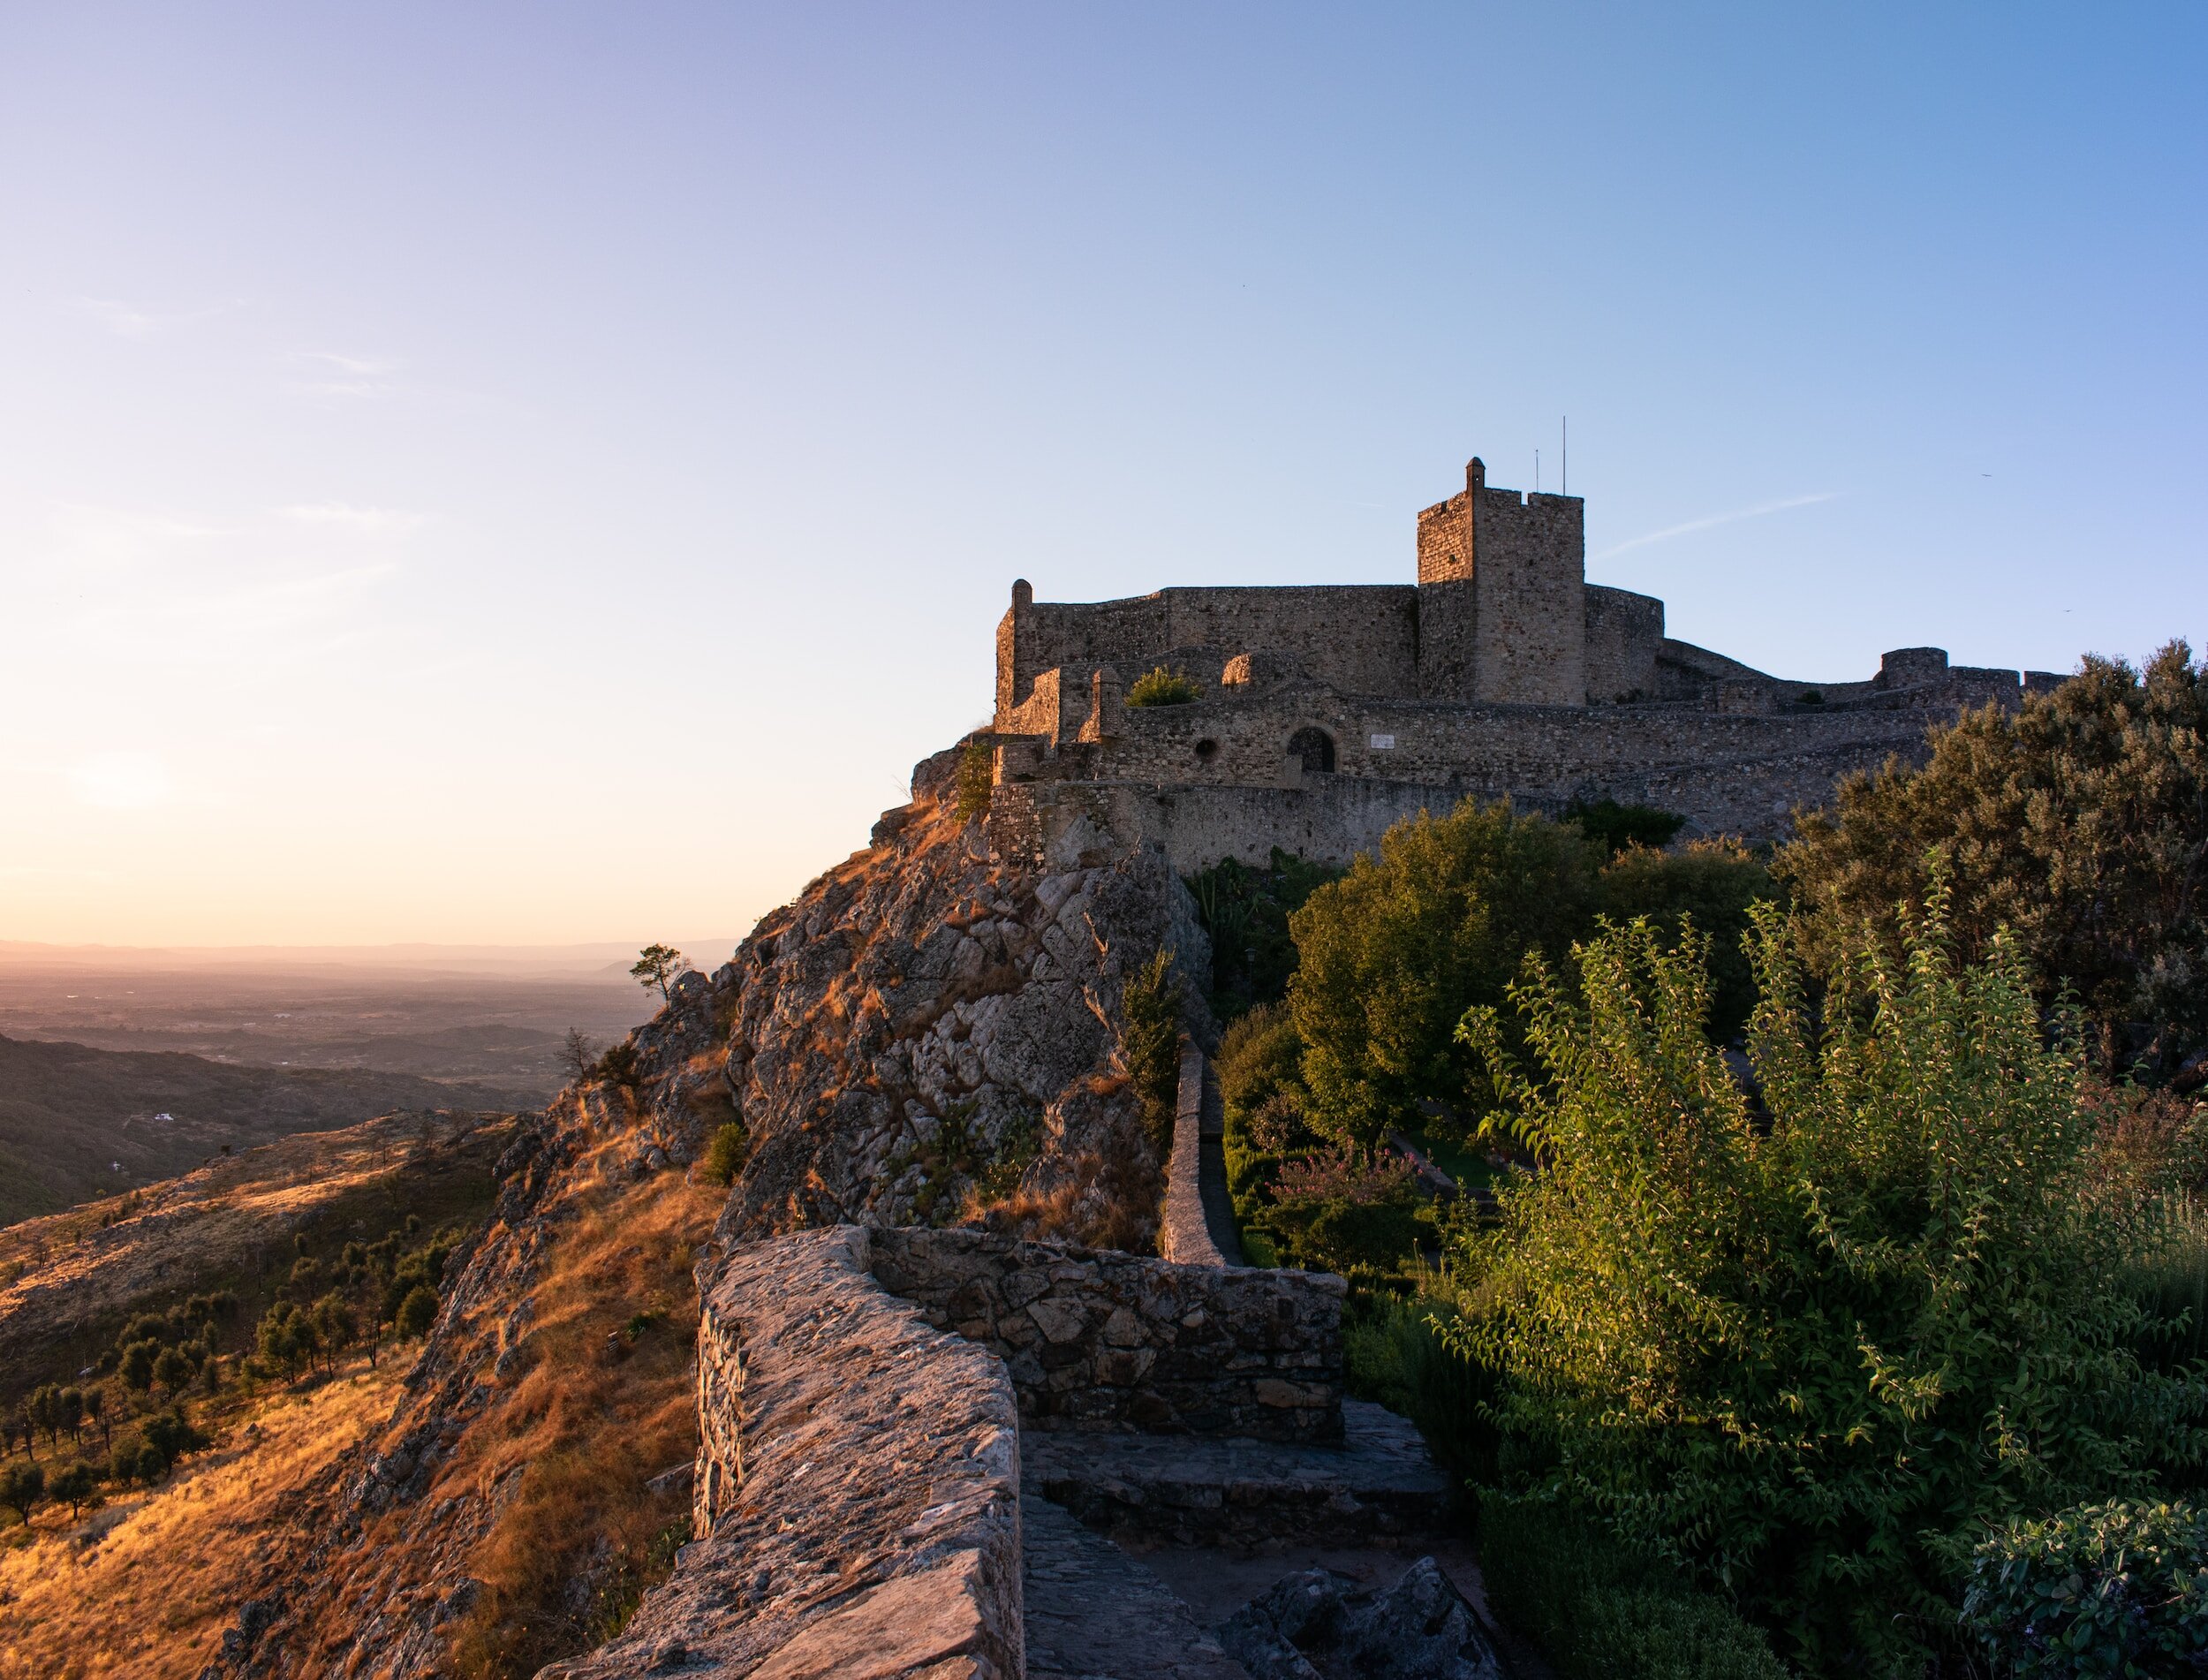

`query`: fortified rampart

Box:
[986,451,2065,859]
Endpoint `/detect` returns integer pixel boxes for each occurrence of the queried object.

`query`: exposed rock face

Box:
[549,1227,1024,1680]
[1216,1559,1503,1680]
[699,772,1210,1251]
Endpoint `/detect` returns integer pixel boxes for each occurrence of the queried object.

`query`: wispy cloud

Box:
[74,296,228,337]
[1592,492,1840,562]
[279,503,426,534]
[291,349,401,397]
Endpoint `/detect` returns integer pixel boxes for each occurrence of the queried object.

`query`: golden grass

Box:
[442,1166,717,1678]
[0,1360,399,1680]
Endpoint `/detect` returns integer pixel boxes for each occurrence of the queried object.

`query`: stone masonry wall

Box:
[1470,480,1585,708]
[997,582,1421,723]
[869,1226,1346,1443]
[549,1227,1024,1680]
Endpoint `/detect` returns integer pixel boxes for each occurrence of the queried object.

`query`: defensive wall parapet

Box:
[548,1226,1025,1680]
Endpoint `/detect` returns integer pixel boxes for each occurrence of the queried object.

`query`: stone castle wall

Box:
[998,579,1421,715]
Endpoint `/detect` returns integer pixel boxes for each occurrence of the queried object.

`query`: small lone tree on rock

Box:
[631,944,692,1002]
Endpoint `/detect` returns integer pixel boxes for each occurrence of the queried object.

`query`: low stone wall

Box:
[1161,1044,1229,1268]
[869,1226,1344,1443]
[546,1227,1023,1680]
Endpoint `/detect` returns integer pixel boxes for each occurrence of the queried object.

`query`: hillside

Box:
[0,1032,532,1224]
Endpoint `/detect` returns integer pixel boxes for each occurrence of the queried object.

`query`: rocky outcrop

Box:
[870,1226,1344,1442]
[679,780,1208,1252]
[549,1227,1024,1680]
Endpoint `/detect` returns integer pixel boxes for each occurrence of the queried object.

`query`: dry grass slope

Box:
[0,1360,401,1680]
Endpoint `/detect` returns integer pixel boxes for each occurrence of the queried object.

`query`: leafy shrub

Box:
[1482,1489,1789,1680]
[1961,1499,2208,1677]
[1118,950,1183,1154]
[954,739,995,821]
[1289,798,1605,1149]
[1562,796,1686,857]
[1186,848,1342,1019]
[1124,666,1201,707]
[1454,897,2205,1674]
[590,1041,641,1090]
[1778,643,2208,1072]
[1253,1148,1428,1276]
[699,1121,748,1187]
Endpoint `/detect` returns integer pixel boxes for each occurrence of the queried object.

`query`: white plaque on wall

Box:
[1369,733,1395,750]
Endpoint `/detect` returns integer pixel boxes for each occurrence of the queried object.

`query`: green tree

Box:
[152,1345,193,1397]
[1454,897,2204,1675]
[118,1339,156,1395]
[1289,798,1605,1147]
[0,1461,43,1524]
[396,1283,440,1339]
[630,943,692,1003]
[1778,644,2208,1071]
[82,1386,106,1450]
[49,1460,97,1518]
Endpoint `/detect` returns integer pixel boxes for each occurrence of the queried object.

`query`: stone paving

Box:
[1022,1495,1253,1680]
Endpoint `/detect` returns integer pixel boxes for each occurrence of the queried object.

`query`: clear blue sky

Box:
[2,4,2201,945]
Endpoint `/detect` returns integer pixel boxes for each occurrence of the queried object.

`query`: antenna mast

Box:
[1562,416,1569,496]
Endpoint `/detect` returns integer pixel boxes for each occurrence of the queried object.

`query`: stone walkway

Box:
[1022,1495,1252,1680]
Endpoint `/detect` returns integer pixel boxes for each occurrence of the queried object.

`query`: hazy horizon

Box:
[4,4,2201,945]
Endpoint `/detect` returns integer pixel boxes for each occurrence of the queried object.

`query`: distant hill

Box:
[0,1033,533,1225]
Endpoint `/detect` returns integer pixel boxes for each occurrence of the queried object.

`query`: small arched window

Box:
[1287,727,1335,773]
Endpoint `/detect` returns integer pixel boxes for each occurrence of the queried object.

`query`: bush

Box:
[1289,798,1605,1148]
[1481,1490,1788,1680]
[700,1122,748,1187]
[1252,1148,1428,1276]
[1118,950,1183,1154]
[1454,894,2205,1674]
[591,1041,642,1090]
[1778,643,2208,1072]
[954,740,995,821]
[1959,1499,2208,1677]
[1124,666,1201,707]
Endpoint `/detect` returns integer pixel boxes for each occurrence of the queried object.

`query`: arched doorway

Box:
[1287,726,1335,773]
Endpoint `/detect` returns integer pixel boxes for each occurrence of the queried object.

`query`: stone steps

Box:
[1022,1399,1453,1551]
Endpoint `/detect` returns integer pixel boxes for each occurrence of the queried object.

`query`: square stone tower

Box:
[1416,457,1586,707]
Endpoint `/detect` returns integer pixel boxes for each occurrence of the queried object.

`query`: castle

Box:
[979,454,2061,869]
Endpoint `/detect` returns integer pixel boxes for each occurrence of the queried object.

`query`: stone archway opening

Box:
[1287,727,1335,773]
